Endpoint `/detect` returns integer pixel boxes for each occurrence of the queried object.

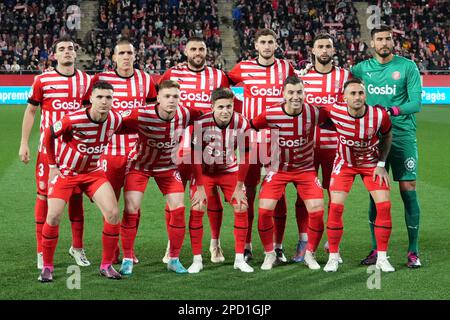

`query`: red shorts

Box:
[329,164,390,193]
[260,170,324,201]
[191,172,240,204]
[48,170,109,202]
[36,152,81,196]
[100,154,128,195]
[124,168,185,195]
[314,147,336,190]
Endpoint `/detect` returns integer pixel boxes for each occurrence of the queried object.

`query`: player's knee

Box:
[46,211,61,225]
[399,181,416,192]
[259,198,276,211]
[104,206,120,224]
[306,200,324,213]
[233,203,248,212]
[191,203,203,211]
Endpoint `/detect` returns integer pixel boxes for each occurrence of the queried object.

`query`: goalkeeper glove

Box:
[387,106,401,116]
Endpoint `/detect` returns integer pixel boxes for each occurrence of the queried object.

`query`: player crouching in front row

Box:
[39,81,124,282]
[188,88,254,273]
[323,78,395,273]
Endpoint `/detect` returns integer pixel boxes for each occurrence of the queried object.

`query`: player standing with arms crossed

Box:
[19,36,91,270]
[352,25,422,268]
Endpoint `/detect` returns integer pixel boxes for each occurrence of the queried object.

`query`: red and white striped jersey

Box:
[228,59,295,119]
[192,112,251,175]
[28,69,91,154]
[297,66,351,150]
[122,104,202,173]
[86,69,157,156]
[159,66,229,112]
[329,103,391,168]
[250,103,320,172]
[47,108,122,176]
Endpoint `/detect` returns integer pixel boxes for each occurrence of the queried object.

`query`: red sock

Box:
[168,207,186,258]
[258,208,274,252]
[327,203,344,253]
[189,209,204,255]
[68,193,84,249]
[306,210,324,252]
[246,188,256,244]
[273,195,287,244]
[374,201,392,251]
[136,209,141,232]
[42,223,59,268]
[102,221,120,265]
[165,203,170,234]
[207,192,223,240]
[234,210,248,254]
[295,197,308,235]
[121,212,138,259]
[35,197,47,253]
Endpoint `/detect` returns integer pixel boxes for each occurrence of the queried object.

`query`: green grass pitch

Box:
[1,104,449,300]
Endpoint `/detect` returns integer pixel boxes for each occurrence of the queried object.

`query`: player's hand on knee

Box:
[231,183,248,211]
[191,186,207,211]
[373,167,389,187]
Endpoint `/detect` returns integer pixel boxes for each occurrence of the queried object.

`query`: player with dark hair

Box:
[159,37,230,264]
[19,36,91,270]
[228,28,296,263]
[187,88,253,273]
[250,76,325,270]
[323,78,395,273]
[39,81,123,282]
[293,33,350,263]
[117,80,202,275]
[352,25,423,268]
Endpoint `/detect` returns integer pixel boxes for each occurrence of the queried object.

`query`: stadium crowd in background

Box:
[1,0,449,74]
[0,0,80,72]
[369,0,450,73]
[85,0,223,73]
[232,0,371,69]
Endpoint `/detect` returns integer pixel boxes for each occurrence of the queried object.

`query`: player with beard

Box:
[159,37,230,265]
[352,25,422,268]
[292,34,350,263]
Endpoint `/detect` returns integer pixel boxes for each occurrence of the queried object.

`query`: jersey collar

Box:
[281,102,303,117]
[114,69,135,79]
[155,104,176,122]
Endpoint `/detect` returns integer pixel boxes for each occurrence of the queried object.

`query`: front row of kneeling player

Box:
[38,76,395,282]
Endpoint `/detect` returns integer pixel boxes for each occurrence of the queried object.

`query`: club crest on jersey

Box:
[122,110,132,117]
[39,181,46,191]
[173,171,182,182]
[79,84,85,95]
[305,122,312,132]
[53,121,63,133]
[366,127,375,138]
[107,129,115,138]
[392,71,401,80]
[139,84,144,96]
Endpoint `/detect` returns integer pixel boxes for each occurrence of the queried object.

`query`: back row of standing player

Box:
[20,25,422,281]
